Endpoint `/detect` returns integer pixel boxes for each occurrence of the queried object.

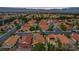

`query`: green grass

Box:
[0,31,5,35]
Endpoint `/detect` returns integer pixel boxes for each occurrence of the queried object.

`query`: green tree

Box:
[9,16,17,21]
[15,24,21,30]
[32,43,46,51]
[19,16,28,23]
[32,15,35,19]
[48,25,54,31]
[60,16,67,20]
[60,23,67,31]
[30,23,40,31]
[30,26,35,31]
[47,43,53,51]
[57,39,62,50]
[36,23,40,30]
[59,16,67,22]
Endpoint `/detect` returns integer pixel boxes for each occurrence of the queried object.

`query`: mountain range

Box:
[0,7,79,13]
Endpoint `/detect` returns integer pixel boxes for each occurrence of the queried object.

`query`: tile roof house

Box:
[39,20,49,30]
[28,19,36,27]
[47,34,70,45]
[47,34,56,39]
[2,35,20,48]
[47,34,56,44]
[21,23,30,31]
[72,32,79,41]
[32,33,45,45]
[57,34,69,45]
[19,34,32,48]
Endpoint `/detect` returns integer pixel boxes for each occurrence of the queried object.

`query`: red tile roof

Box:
[15,19,19,23]
[57,34,69,45]
[72,33,79,41]
[32,33,45,45]
[21,23,30,30]
[2,35,20,47]
[48,34,69,44]
[48,34,56,39]
[39,20,49,30]
[19,34,32,48]
[20,34,32,44]
[47,34,70,45]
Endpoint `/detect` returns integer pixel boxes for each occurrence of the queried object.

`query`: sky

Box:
[0,0,79,8]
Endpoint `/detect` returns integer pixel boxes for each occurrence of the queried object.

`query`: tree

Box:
[48,24,54,31]
[59,16,67,22]
[19,16,28,23]
[63,44,69,51]
[65,33,71,38]
[47,43,54,51]
[32,15,35,19]
[15,24,21,30]
[30,23,40,31]
[56,38,63,51]
[60,16,67,20]
[9,16,17,21]
[40,15,44,19]
[30,26,35,31]
[35,23,40,30]
[60,23,67,31]
[32,43,46,51]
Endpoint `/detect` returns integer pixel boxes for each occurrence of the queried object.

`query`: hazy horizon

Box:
[0,7,69,9]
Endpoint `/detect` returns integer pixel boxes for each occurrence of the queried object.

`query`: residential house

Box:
[2,35,20,48]
[39,20,49,31]
[32,33,45,45]
[19,34,32,48]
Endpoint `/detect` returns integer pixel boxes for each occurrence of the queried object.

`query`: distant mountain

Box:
[61,7,79,13]
[0,7,79,13]
[0,7,27,13]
